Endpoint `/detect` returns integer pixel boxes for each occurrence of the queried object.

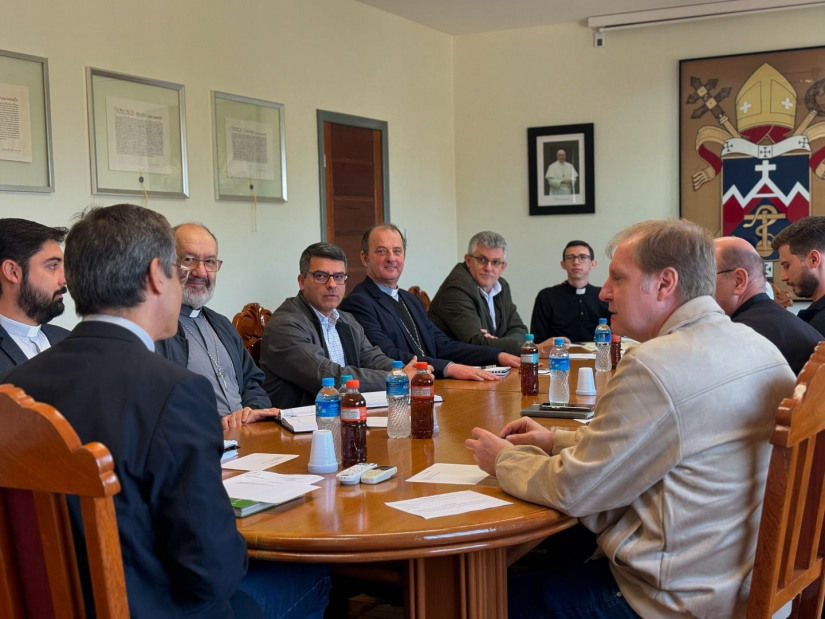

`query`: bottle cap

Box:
[346,379,360,389]
[416,361,428,370]
[524,333,534,341]
[391,360,403,369]
[321,377,335,387]
[554,337,565,346]
[599,318,608,324]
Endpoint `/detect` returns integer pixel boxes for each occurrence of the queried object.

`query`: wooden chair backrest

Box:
[408,286,431,312]
[747,342,825,618]
[0,384,127,619]
[232,302,272,364]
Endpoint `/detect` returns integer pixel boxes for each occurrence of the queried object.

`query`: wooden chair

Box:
[407,286,431,312]
[747,342,825,618]
[0,384,127,618]
[232,302,272,364]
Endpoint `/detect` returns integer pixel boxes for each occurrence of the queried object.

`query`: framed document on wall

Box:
[211,91,287,203]
[0,49,54,193]
[86,67,188,198]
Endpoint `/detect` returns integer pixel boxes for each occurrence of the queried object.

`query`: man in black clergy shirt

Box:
[530,239,610,344]
[714,236,821,374]
[3,204,329,619]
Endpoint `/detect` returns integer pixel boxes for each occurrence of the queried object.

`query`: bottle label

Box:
[316,399,340,418]
[341,406,366,422]
[411,386,434,397]
[520,352,538,364]
[387,379,410,397]
[549,356,569,371]
[594,330,611,344]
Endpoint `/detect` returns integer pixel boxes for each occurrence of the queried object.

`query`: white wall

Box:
[0,0,456,328]
[453,8,825,320]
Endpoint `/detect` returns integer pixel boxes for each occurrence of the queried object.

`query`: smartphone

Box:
[520,403,594,420]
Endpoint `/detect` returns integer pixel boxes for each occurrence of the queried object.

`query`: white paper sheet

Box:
[366,417,388,428]
[221,453,298,471]
[281,391,443,417]
[386,490,512,519]
[223,470,319,504]
[407,463,489,485]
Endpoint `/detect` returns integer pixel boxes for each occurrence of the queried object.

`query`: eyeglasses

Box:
[469,255,506,268]
[716,269,735,275]
[307,271,348,285]
[563,254,592,263]
[178,256,223,273]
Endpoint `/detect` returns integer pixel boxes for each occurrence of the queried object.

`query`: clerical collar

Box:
[576,287,586,295]
[374,280,400,301]
[181,305,202,318]
[0,313,42,338]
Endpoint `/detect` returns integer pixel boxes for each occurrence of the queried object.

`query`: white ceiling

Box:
[353,0,816,35]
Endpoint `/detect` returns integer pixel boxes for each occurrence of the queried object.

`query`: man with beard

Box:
[156,223,277,429]
[0,218,70,372]
[773,215,825,337]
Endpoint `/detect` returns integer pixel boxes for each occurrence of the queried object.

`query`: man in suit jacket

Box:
[714,236,821,373]
[0,218,70,372]
[262,242,414,407]
[156,223,276,430]
[3,204,329,619]
[340,224,519,380]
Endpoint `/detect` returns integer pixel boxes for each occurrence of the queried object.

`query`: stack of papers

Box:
[224,470,320,518]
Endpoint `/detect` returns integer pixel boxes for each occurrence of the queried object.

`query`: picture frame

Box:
[679,46,825,261]
[0,49,54,193]
[86,67,188,198]
[528,123,594,216]
[212,91,287,203]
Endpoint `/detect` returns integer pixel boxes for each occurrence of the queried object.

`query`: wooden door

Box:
[319,112,388,292]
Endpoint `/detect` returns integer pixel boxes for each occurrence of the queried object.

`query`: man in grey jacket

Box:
[261,242,416,408]
[466,219,795,617]
[429,231,539,355]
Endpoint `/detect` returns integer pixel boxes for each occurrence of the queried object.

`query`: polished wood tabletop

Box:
[225,361,610,619]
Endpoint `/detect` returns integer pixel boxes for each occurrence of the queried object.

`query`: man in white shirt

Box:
[0,218,70,373]
[545,149,578,195]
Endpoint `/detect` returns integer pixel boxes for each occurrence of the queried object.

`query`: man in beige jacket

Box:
[466,219,795,618]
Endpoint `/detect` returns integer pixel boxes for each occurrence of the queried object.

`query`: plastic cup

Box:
[575,367,597,396]
[308,429,338,474]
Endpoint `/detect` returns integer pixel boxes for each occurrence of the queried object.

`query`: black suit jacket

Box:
[0,322,69,373]
[732,293,823,374]
[3,321,247,618]
[339,277,499,376]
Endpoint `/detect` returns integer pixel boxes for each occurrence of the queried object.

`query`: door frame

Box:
[316,110,390,242]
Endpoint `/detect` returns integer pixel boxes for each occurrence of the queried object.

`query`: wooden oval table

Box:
[226,362,609,619]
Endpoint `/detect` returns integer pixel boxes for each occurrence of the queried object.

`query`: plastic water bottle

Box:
[520,334,539,396]
[594,318,612,373]
[548,338,570,404]
[339,374,353,395]
[315,377,341,465]
[386,361,411,438]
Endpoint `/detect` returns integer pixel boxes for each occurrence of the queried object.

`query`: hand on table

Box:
[445,363,499,381]
[499,417,556,454]
[464,427,511,476]
[537,337,571,358]
[497,352,520,367]
[222,407,281,431]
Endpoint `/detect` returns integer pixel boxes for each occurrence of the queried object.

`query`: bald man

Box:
[715,236,821,373]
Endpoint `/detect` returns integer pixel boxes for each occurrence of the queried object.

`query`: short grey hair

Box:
[467,231,507,259]
[607,219,715,303]
[299,242,347,275]
[173,222,219,252]
[716,241,765,285]
[65,204,176,316]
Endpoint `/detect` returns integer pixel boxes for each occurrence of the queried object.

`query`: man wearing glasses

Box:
[429,231,535,355]
[530,240,610,345]
[156,223,276,429]
[261,242,414,408]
